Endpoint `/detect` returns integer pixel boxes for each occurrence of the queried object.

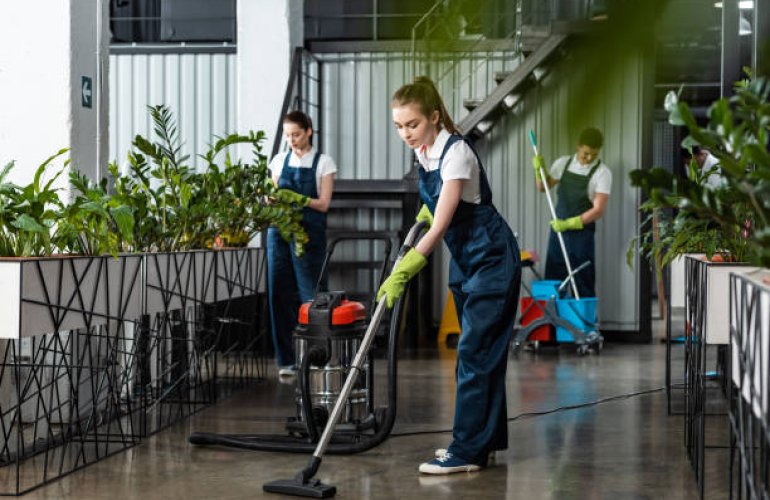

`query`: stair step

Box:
[520,25,551,55]
[463,98,485,112]
[495,71,514,85]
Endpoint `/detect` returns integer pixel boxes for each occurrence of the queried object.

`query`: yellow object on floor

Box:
[520,249,538,264]
[438,248,535,348]
[437,291,461,347]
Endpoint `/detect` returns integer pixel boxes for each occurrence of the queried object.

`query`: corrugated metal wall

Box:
[109,47,647,333]
[317,51,521,179]
[318,49,647,333]
[109,51,237,172]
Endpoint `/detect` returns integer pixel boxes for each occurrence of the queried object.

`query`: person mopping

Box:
[381,76,521,474]
[533,127,612,298]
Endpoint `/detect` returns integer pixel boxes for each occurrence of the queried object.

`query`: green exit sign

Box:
[81,76,92,108]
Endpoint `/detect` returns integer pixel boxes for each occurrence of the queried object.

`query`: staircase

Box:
[458,33,568,139]
[411,1,586,141]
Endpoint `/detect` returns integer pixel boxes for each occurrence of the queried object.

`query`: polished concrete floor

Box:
[24,330,731,499]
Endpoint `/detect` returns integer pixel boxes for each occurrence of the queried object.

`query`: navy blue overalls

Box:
[544,157,601,298]
[267,152,327,367]
[420,134,521,466]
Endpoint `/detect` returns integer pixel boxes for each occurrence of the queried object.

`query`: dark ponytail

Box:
[284,110,313,131]
[391,76,459,134]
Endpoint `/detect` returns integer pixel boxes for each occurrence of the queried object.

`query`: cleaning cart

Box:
[512,260,603,355]
[513,130,603,355]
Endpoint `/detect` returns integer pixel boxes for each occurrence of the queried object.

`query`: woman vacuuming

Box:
[379,77,521,474]
[267,110,337,377]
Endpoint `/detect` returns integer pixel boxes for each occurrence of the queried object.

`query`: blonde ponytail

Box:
[392,76,460,135]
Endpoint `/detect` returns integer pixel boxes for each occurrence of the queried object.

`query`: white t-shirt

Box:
[269,146,337,193]
[701,153,723,189]
[549,155,612,200]
[415,129,481,204]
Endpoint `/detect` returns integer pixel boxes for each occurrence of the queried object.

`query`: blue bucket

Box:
[555,297,598,342]
[531,280,562,300]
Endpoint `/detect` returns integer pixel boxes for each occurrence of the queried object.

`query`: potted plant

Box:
[629,74,768,343]
[0,151,142,339]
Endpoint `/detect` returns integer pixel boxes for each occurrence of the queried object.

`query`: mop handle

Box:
[528,130,581,299]
[311,221,426,459]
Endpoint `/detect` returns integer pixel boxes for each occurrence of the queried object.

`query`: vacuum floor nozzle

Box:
[262,478,336,498]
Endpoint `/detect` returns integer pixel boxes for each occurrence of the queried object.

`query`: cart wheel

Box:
[593,341,604,354]
[577,344,590,356]
[585,331,601,344]
[511,341,522,357]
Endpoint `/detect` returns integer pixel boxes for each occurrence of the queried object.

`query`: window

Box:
[110,0,236,44]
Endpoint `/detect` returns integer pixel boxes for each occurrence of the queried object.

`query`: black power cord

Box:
[389,386,669,438]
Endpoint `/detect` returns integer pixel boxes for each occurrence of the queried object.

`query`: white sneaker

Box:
[434,448,495,463]
[419,453,482,475]
[278,366,297,377]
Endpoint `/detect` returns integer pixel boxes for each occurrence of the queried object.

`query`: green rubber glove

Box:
[275,188,310,207]
[416,204,433,228]
[532,154,548,181]
[550,216,584,232]
[376,248,428,308]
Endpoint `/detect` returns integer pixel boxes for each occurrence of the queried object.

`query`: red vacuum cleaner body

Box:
[290,292,373,436]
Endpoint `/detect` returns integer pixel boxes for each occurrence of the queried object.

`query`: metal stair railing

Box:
[271,47,323,159]
[409,0,524,130]
[410,0,522,80]
[457,33,567,136]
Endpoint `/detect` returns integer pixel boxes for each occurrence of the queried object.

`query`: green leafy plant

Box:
[118,105,205,251]
[0,106,307,258]
[0,150,67,257]
[198,131,307,252]
[629,73,770,268]
[115,105,307,254]
[54,170,134,256]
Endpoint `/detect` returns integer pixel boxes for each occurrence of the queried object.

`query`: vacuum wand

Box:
[263,298,389,498]
[528,130,581,300]
[263,221,428,498]
[312,297,387,461]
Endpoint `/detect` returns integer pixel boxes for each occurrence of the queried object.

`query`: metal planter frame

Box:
[683,255,756,498]
[0,248,267,495]
[729,270,770,500]
[0,255,143,496]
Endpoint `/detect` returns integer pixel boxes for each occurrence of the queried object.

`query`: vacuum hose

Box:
[190,221,428,455]
[300,346,330,443]
[188,296,404,454]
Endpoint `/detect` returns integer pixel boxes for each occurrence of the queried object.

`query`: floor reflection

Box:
[21,343,725,500]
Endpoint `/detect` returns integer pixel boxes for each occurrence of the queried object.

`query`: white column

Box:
[237,0,303,150]
[0,0,110,195]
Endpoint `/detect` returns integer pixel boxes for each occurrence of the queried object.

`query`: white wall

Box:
[0,0,109,195]
[237,0,303,148]
[0,2,70,187]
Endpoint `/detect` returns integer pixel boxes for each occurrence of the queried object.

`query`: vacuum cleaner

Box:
[189,221,428,497]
